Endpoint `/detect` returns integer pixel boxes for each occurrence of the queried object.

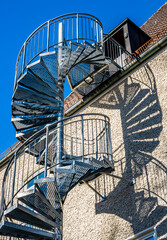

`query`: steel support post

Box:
[56,21,64,168]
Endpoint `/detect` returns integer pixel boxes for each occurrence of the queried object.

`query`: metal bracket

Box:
[81,180,106,201]
[103,172,135,185]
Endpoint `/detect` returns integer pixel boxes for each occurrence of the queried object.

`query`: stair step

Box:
[4,202,58,231]
[13,86,61,106]
[18,72,59,98]
[0,220,56,239]
[12,102,59,116]
[17,185,62,221]
[12,114,58,131]
[27,60,59,93]
[40,52,58,82]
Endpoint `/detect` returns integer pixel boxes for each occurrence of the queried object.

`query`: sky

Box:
[0,0,165,154]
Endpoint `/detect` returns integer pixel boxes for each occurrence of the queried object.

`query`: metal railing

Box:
[104,34,132,68]
[124,26,167,64]
[0,141,20,161]
[0,113,112,220]
[15,13,103,86]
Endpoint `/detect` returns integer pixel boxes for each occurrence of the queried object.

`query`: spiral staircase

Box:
[0,13,129,239]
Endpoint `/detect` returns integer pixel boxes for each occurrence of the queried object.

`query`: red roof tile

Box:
[141,2,167,37]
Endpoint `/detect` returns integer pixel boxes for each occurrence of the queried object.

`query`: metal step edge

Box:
[4,202,58,230]
[0,220,56,239]
[17,185,62,220]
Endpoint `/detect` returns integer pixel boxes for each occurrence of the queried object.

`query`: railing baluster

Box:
[44,126,49,178]
[81,115,84,162]
[76,13,79,42]
[11,152,17,206]
[47,21,50,52]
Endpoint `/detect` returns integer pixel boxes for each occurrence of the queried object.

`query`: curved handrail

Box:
[14,13,103,88]
[0,113,112,220]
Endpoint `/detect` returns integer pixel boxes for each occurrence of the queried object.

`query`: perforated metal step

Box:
[4,202,58,231]
[17,185,62,221]
[0,220,55,239]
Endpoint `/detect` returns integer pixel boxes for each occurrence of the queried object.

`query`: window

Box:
[126,226,157,240]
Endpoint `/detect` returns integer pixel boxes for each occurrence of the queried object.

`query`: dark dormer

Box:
[105,18,151,54]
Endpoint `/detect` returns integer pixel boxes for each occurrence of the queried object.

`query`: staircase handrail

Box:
[14,13,103,88]
[0,113,112,220]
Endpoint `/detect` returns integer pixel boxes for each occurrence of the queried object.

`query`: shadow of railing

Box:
[90,63,167,238]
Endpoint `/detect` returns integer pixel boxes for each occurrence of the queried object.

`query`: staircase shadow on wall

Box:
[91,64,167,238]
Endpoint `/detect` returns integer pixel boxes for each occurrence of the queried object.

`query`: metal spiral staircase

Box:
[0,13,130,239]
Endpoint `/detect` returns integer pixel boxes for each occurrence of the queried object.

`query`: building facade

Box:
[0,3,167,240]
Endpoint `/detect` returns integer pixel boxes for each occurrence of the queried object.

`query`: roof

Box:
[141,2,167,37]
[64,91,83,112]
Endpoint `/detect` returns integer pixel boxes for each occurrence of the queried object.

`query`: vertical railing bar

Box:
[37,137,41,178]
[6,167,10,205]
[95,119,98,160]
[70,122,72,160]
[81,115,84,162]
[105,117,109,158]
[76,13,79,42]
[67,18,69,40]
[108,122,113,165]
[91,119,94,156]
[65,125,67,161]
[119,45,123,68]
[33,141,35,177]
[53,23,55,44]
[72,17,73,40]
[89,19,91,40]
[22,43,26,74]
[81,17,83,39]
[44,126,49,178]
[11,152,17,206]
[30,39,32,60]
[96,20,99,42]
[22,149,25,187]
[87,119,89,156]
[85,17,87,39]
[34,34,36,57]
[8,163,13,203]
[27,145,30,183]
[42,29,44,51]
[101,26,103,47]
[16,154,20,193]
[38,31,40,53]
[47,21,50,52]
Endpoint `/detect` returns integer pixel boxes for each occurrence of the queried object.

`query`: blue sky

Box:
[0,0,165,154]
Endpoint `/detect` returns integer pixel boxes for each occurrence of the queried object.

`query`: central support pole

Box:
[56,22,65,167]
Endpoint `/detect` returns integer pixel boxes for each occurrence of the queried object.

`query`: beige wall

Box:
[63,48,167,240]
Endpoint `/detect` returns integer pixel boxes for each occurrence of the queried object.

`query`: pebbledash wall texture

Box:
[63,48,167,240]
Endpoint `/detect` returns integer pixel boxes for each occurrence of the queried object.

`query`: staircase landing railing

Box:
[0,113,113,221]
[15,13,103,84]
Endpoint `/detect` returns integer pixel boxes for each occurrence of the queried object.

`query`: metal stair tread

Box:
[12,114,58,131]
[18,72,59,98]
[13,86,61,106]
[0,220,55,239]
[4,202,58,231]
[17,185,62,221]
[12,102,59,116]
[27,60,59,93]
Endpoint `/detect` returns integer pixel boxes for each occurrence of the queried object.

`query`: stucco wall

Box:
[63,48,167,240]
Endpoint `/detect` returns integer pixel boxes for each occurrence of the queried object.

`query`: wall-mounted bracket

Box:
[101,172,135,185]
[81,180,106,201]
